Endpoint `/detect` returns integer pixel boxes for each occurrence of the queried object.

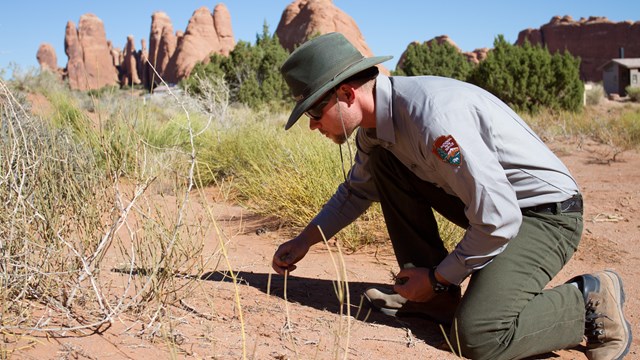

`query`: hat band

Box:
[331,56,367,82]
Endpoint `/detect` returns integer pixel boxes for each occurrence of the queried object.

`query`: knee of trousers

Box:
[453,310,508,360]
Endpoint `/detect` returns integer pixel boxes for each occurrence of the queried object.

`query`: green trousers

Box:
[368,147,585,360]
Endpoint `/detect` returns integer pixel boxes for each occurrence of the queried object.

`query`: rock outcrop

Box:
[147,12,176,87]
[164,4,235,84]
[64,14,119,91]
[465,48,489,64]
[59,6,235,90]
[138,39,149,88]
[36,43,59,73]
[64,21,88,90]
[121,35,141,86]
[276,0,388,73]
[517,16,640,82]
[213,4,235,55]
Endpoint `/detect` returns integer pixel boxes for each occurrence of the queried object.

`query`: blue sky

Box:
[1,1,638,77]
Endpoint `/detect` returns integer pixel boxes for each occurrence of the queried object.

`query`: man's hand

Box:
[272,237,310,275]
[393,267,436,303]
[272,224,325,275]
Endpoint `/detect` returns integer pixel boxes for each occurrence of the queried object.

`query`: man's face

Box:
[307,90,359,145]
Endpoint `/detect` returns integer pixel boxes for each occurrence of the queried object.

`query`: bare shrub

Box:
[1,79,113,328]
[0,71,240,348]
[585,82,605,106]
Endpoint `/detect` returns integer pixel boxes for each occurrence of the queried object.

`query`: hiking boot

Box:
[568,271,632,360]
[363,286,461,324]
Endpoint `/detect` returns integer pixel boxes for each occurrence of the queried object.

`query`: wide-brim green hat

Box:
[280,32,392,130]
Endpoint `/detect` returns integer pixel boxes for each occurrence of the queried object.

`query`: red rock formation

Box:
[64,14,119,91]
[276,0,369,54]
[213,4,234,56]
[108,41,122,68]
[465,48,489,64]
[77,14,119,90]
[275,0,388,73]
[64,20,88,90]
[157,26,177,77]
[137,39,150,88]
[147,12,175,87]
[36,43,58,72]
[165,4,235,83]
[517,16,640,82]
[122,35,141,86]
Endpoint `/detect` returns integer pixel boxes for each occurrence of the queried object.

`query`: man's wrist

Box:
[429,268,451,293]
[434,269,452,286]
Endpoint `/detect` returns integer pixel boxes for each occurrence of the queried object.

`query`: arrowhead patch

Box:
[432,135,462,166]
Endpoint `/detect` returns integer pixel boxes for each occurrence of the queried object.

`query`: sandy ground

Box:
[10,95,640,359]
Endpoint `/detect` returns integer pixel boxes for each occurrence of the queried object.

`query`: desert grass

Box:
[584,83,605,106]
[523,103,640,152]
[440,319,463,358]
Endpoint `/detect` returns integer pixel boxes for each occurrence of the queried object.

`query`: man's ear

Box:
[338,83,356,105]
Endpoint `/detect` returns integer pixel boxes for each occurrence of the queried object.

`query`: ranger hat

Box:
[280,32,392,130]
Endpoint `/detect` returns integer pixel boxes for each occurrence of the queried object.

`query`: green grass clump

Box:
[195,110,385,249]
[626,85,640,102]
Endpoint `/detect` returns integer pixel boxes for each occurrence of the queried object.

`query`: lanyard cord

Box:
[336,92,354,183]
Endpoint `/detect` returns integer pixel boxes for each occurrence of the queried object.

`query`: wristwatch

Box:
[429,268,450,293]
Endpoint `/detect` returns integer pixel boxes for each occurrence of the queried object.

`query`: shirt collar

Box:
[374,75,396,144]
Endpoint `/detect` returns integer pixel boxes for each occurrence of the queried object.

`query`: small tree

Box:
[182,22,290,109]
[468,35,583,113]
[394,40,473,80]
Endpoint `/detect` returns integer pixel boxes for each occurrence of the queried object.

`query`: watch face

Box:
[433,282,448,293]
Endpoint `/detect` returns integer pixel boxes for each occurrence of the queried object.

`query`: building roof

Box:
[600,58,640,70]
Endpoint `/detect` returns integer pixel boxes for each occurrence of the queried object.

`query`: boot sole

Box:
[362,292,400,317]
[605,270,632,360]
[363,292,454,323]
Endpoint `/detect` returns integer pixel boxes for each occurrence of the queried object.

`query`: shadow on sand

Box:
[200,270,587,359]
[200,269,451,350]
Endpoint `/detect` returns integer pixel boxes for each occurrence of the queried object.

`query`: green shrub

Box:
[626,86,640,102]
[468,35,583,113]
[182,23,291,110]
[393,39,473,80]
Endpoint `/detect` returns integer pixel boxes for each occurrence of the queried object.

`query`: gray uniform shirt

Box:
[310,75,580,285]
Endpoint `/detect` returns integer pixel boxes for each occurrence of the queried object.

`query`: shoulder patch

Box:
[432,135,462,166]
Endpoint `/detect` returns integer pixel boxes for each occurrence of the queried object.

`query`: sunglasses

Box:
[305,91,334,120]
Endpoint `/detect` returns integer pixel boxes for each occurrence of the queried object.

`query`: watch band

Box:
[429,268,450,293]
